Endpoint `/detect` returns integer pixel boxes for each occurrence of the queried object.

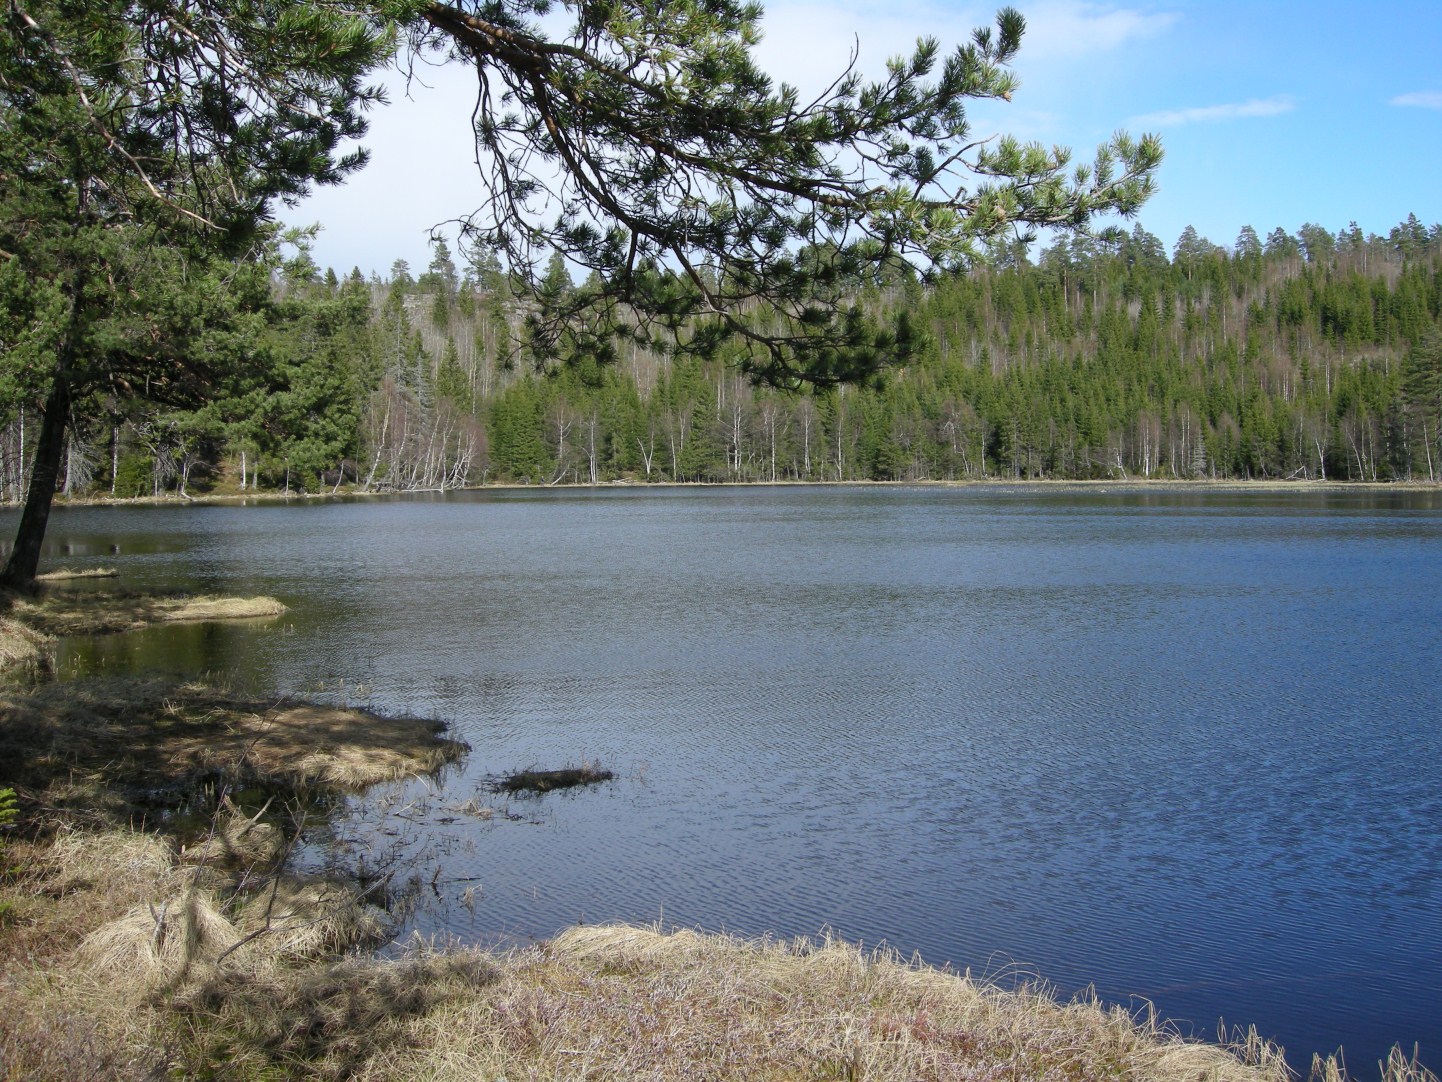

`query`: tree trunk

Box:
[1,378,71,592]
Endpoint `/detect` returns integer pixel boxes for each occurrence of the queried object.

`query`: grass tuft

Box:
[0,612,50,678]
[80,883,242,987]
[35,567,121,581]
[234,876,389,962]
[173,948,500,1080]
[362,923,1299,1082]
[490,762,614,794]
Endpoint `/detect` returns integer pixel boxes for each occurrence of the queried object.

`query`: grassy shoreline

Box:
[0,585,1433,1080]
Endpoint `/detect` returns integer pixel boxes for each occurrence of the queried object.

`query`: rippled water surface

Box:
[15,485,1442,1071]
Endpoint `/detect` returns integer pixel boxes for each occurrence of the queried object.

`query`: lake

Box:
[10,484,1441,1073]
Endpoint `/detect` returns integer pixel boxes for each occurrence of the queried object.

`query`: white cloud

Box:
[287,62,491,276]
[1390,91,1442,109]
[1129,95,1296,128]
[753,1,1176,93]
[1017,1,1179,60]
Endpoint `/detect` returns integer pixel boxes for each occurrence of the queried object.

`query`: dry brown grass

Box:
[12,588,285,636]
[0,829,185,1078]
[76,872,389,988]
[3,825,1433,1082]
[0,820,415,1080]
[233,875,390,962]
[0,612,49,677]
[364,924,1296,1082]
[35,567,121,581]
[173,947,500,1080]
[0,677,468,826]
[0,812,490,1081]
[80,883,244,985]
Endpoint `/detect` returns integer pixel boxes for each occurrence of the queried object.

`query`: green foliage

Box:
[425,214,1440,485]
[26,212,1441,494]
[113,453,154,499]
[1,0,394,584]
[408,1,1161,387]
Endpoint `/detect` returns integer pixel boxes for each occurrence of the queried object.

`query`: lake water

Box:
[10,484,1442,1073]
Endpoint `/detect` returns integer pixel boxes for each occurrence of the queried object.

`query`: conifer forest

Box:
[3,215,1440,500]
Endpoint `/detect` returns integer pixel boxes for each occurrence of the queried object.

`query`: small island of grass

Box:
[490,763,615,794]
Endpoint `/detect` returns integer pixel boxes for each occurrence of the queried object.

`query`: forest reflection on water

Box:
[21,484,1442,1074]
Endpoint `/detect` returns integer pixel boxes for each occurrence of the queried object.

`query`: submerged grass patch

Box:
[12,588,286,636]
[35,567,121,581]
[490,762,615,795]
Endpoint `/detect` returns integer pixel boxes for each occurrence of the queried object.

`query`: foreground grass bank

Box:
[0,586,1434,1080]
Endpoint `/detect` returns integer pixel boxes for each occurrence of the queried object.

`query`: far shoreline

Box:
[7,474,1440,514]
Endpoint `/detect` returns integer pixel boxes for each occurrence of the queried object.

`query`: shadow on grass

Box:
[0,677,469,833]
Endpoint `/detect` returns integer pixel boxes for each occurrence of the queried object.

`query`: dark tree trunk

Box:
[4,196,85,594]
[1,377,71,593]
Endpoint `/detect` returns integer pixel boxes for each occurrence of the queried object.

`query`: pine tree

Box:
[0,0,390,588]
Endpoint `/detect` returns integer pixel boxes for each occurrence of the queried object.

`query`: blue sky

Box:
[287,0,1442,277]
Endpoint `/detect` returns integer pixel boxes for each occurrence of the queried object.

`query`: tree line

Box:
[2,0,1164,589]
[3,213,1438,501]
